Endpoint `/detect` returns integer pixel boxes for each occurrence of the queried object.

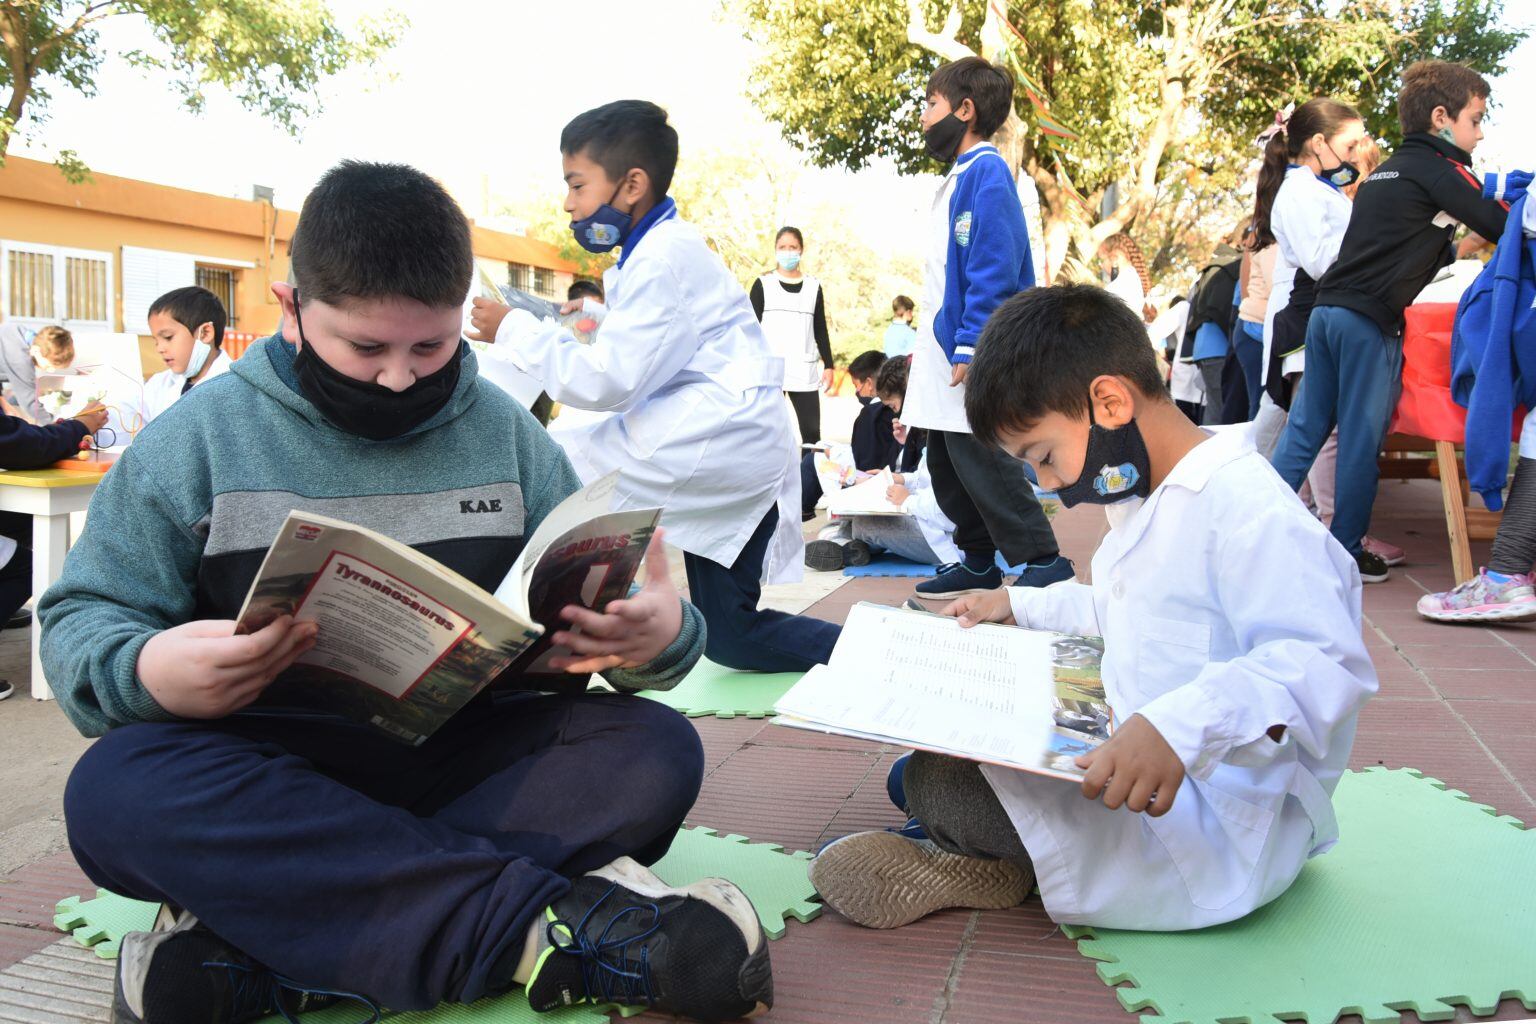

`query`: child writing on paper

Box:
[805,353,959,571]
[469,99,841,672]
[811,284,1376,933]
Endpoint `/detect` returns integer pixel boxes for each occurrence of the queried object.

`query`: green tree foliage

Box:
[0,0,401,178]
[730,0,1524,290]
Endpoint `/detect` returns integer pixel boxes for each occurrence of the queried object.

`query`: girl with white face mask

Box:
[750,227,836,444]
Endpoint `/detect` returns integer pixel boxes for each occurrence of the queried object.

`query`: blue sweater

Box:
[38,337,704,737]
[1451,171,1536,510]
[933,145,1036,365]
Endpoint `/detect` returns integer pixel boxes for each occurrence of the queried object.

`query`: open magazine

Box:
[235,473,658,746]
[825,470,905,517]
[772,603,1111,782]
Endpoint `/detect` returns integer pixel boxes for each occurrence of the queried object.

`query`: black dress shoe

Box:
[4,609,30,630]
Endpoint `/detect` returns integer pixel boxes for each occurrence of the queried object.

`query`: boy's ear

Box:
[622,168,653,208]
[195,321,215,346]
[957,97,976,126]
[272,282,301,345]
[1429,104,1451,129]
[1089,374,1136,428]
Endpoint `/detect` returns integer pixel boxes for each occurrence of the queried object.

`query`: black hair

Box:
[775,226,804,248]
[1399,60,1490,136]
[1251,98,1361,250]
[966,284,1166,447]
[875,353,910,398]
[892,294,915,314]
[148,285,227,349]
[927,57,1015,139]
[567,279,604,302]
[848,349,886,381]
[290,161,472,309]
[560,100,678,202]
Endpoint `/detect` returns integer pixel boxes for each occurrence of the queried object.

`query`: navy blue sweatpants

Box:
[63,692,703,1010]
[684,504,840,672]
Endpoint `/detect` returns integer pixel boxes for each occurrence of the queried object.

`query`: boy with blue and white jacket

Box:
[901,58,1067,600]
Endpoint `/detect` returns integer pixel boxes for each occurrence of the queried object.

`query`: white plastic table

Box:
[0,469,101,698]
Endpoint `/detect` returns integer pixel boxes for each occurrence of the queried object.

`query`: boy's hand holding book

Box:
[1074,713,1184,816]
[546,530,682,674]
[138,616,318,719]
[467,296,512,343]
[943,588,1015,628]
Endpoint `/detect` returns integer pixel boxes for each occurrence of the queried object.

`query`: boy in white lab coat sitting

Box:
[811,283,1376,933]
[469,100,840,672]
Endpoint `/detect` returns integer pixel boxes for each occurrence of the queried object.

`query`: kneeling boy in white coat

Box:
[470,100,840,672]
[811,284,1376,932]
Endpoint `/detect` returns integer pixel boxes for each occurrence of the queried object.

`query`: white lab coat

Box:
[142,349,233,424]
[496,209,803,582]
[903,153,983,436]
[895,452,961,565]
[982,425,1376,930]
[1263,168,1353,381]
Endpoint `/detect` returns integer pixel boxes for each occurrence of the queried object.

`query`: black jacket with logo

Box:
[1317,133,1509,331]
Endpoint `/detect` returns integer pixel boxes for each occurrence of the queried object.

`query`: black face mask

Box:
[290,297,461,441]
[1055,405,1154,509]
[1318,139,1360,190]
[924,113,968,164]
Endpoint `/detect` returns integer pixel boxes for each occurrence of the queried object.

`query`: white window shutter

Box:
[122,247,196,333]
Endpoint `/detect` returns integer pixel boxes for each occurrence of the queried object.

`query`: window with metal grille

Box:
[7,249,55,319]
[196,265,238,327]
[508,263,531,291]
[534,267,555,299]
[2,241,112,330]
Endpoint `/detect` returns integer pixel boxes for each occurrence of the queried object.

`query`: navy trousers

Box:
[64,692,703,1010]
[684,504,840,672]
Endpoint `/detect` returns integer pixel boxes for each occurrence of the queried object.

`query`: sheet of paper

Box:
[826,470,905,517]
[774,604,1056,771]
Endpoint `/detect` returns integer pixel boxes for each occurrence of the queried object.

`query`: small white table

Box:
[0,469,101,698]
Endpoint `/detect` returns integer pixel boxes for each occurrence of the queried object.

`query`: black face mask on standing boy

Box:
[290,294,461,441]
[924,112,969,164]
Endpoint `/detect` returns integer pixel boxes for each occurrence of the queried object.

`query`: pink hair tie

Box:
[1256,103,1295,148]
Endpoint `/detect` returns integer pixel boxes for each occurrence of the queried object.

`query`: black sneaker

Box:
[844,540,873,567]
[527,857,771,1022]
[5,608,30,630]
[804,539,848,572]
[112,905,379,1024]
[1355,549,1390,584]
[913,561,1003,599]
[0,680,11,702]
[1011,555,1074,589]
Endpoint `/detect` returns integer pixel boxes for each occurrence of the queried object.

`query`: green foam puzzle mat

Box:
[53,826,816,1021]
[634,657,804,718]
[653,825,820,938]
[1062,768,1536,1024]
[53,889,159,958]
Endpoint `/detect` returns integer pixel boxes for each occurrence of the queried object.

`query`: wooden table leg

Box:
[1435,440,1474,585]
[29,512,69,699]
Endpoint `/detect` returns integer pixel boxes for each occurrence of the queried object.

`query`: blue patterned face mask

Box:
[1055,402,1153,508]
[570,184,632,254]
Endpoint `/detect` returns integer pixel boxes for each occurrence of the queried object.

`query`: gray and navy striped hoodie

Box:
[39,335,703,737]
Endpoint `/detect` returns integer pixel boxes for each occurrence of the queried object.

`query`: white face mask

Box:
[184,337,213,379]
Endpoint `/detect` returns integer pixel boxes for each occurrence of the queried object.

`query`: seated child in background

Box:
[811,283,1376,933]
[41,160,769,1022]
[799,349,903,520]
[471,99,841,673]
[805,354,960,571]
[0,395,107,701]
[30,326,75,374]
[143,286,233,423]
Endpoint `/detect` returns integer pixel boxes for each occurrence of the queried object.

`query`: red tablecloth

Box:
[1390,303,1467,442]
